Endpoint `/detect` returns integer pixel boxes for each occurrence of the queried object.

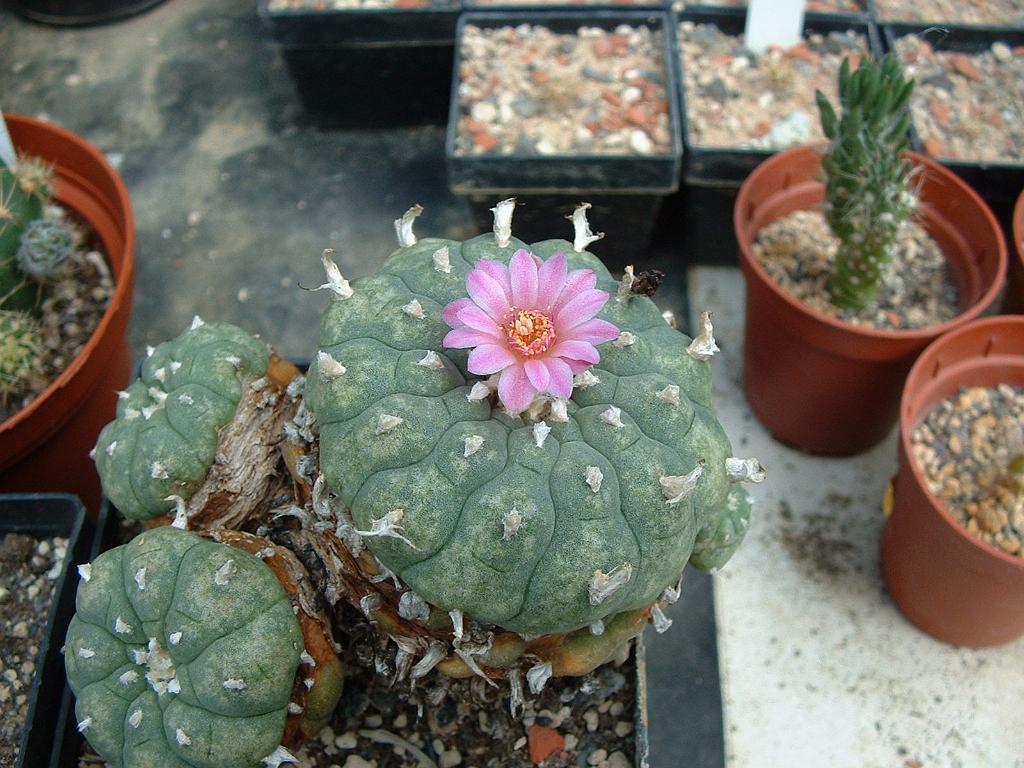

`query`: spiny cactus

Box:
[0,158,56,313]
[816,54,916,311]
[94,318,272,521]
[65,525,340,768]
[16,216,74,278]
[306,203,761,641]
[0,309,44,408]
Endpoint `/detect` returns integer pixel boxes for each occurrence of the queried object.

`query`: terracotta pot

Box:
[734,146,1006,455]
[1010,189,1024,314]
[0,114,135,515]
[881,315,1024,647]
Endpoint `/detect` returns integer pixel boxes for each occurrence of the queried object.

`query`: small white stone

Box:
[502,507,524,541]
[614,331,637,348]
[223,678,246,690]
[661,463,705,506]
[418,351,445,370]
[128,709,143,728]
[375,414,404,435]
[77,564,91,582]
[169,632,182,646]
[176,728,191,746]
[629,129,654,154]
[463,435,484,457]
[119,670,139,686]
[115,617,133,635]
[467,381,491,402]
[585,466,603,493]
[574,370,600,389]
[402,299,426,320]
[317,351,346,381]
[600,406,624,429]
[214,559,237,586]
[533,421,551,448]
[134,567,147,591]
[432,245,452,273]
[657,385,680,406]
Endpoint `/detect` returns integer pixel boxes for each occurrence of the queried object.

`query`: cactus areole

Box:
[307,212,756,638]
[64,526,305,768]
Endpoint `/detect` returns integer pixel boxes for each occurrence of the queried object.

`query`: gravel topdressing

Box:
[0,533,68,768]
[912,384,1024,558]
[875,0,1024,26]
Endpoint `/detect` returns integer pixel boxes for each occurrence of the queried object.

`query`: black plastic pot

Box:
[0,494,90,768]
[7,0,167,25]
[447,10,682,263]
[883,23,1024,229]
[664,8,881,264]
[258,0,460,128]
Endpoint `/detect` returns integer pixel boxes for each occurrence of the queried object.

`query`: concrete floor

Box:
[3,2,1022,767]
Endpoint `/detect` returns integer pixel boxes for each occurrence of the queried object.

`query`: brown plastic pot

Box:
[1009,189,1024,314]
[734,145,1007,455]
[0,114,135,515]
[881,315,1024,647]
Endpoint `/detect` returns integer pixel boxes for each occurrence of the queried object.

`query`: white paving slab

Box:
[689,266,1024,768]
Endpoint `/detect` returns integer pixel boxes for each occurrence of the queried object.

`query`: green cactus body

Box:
[307,234,750,637]
[0,159,51,312]
[17,217,74,278]
[94,319,270,520]
[817,55,916,311]
[65,526,304,768]
[0,309,43,408]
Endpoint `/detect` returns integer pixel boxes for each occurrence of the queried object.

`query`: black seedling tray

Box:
[868,0,1024,33]
[258,0,461,46]
[675,7,883,185]
[883,23,1024,227]
[0,494,91,768]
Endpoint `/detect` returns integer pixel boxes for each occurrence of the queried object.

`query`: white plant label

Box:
[744,0,805,54]
[0,111,17,169]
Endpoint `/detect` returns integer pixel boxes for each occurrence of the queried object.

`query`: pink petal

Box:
[565,358,593,374]
[456,305,502,338]
[443,298,474,328]
[551,340,600,365]
[544,358,574,399]
[535,252,567,310]
[555,289,610,330]
[444,328,501,349]
[467,269,513,321]
[468,344,517,375]
[524,359,551,391]
[552,269,597,312]
[498,364,535,413]
[509,249,539,309]
[475,259,512,300]
[569,318,620,345]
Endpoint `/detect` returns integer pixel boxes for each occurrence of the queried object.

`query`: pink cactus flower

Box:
[443,249,619,413]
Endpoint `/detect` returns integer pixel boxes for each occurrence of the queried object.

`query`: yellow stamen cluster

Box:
[505,308,556,357]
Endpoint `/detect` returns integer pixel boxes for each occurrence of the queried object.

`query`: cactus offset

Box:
[306,206,759,639]
[816,54,916,311]
[16,217,74,278]
[94,319,271,521]
[64,525,337,768]
[0,309,44,408]
[0,158,54,312]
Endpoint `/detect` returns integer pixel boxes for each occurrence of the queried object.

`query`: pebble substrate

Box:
[454,23,673,156]
[678,22,867,151]
[1,206,114,422]
[894,36,1024,164]
[875,0,1024,25]
[752,209,959,330]
[912,385,1024,558]
[0,533,68,768]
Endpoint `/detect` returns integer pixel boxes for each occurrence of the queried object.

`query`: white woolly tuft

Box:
[660,462,705,506]
[491,198,516,248]
[567,202,604,253]
[686,310,720,361]
[394,204,424,247]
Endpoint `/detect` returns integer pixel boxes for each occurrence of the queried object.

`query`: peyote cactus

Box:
[0,157,60,312]
[94,318,279,523]
[65,525,342,768]
[16,216,74,278]
[0,309,44,408]
[306,203,762,642]
[816,54,916,311]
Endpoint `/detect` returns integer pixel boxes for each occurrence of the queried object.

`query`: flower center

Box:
[505,309,556,357]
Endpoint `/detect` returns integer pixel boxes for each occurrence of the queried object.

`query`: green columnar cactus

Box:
[306,211,757,638]
[0,309,44,408]
[816,54,916,311]
[16,217,74,278]
[0,158,54,312]
[65,526,306,768]
[94,318,270,521]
